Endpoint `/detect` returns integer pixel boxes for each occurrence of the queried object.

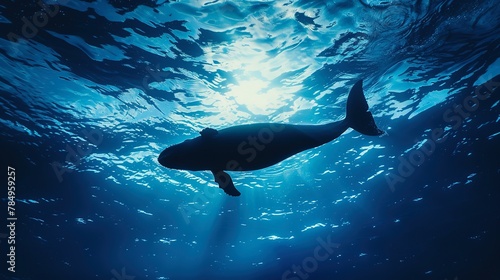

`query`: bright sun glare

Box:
[225,79,290,116]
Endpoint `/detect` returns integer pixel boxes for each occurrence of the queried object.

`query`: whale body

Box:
[158,80,384,196]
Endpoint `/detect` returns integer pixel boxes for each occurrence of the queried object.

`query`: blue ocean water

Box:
[1,0,499,279]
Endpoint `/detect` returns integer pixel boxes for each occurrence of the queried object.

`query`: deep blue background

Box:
[1,0,499,279]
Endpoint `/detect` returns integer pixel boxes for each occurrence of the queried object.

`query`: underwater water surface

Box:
[1,0,500,279]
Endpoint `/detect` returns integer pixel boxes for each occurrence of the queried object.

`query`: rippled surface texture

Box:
[1,0,500,279]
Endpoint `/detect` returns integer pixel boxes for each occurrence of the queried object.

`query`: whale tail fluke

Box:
[346,80,384,136]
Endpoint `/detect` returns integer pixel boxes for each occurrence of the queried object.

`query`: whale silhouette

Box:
[158,80,384,196]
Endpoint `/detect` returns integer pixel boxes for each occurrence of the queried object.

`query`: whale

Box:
[158,80,384,196]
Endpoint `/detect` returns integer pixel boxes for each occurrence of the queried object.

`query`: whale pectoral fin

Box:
[211,170,241,196]
[200,128,218,138]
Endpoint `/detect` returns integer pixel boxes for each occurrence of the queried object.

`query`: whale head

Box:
[158,141,190,169]
[158,138,209,171]
[158,145,179,169]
